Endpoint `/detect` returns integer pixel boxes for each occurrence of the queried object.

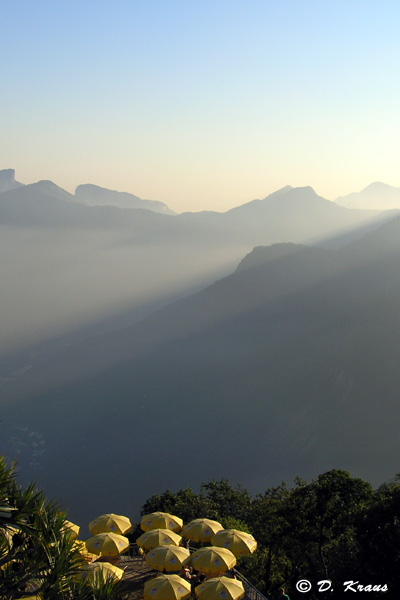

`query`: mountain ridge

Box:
[4,167,400,215]
[0,168,398,360]
[335,182,400,210]
[0,172,388,246]
[3,213,400,525]
[75,183,176,215]
[0,179,173,229]
[0,168,24,193]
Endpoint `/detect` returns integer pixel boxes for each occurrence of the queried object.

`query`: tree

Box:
[138,471,396,599]
[357,476,400,592]
[277,470,373,597]
[0,457,127,599]
[140,487,216,523]
[200,480,252,523]
[246,483,292,594]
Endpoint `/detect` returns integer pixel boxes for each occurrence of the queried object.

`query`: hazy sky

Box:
[2,0,400,212]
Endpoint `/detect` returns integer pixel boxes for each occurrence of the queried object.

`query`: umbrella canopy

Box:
[137,528,182,550]
[89,513,132,535]
[211,530,257,557]
[61,520,80,540]
[75,561,124,585]
[183,547,236,577]
[85,532,129,556]
[182,519,223,543]
[145,545,190,572]
[195,576,245,600]
[73,540,98,563]
[144,574,191,600]
[141,512,183,532]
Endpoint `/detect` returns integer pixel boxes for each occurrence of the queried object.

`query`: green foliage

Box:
[141,487,216,523]
[2,456,398,600]
[219,516,249,532]
[279,470,373,585]
[140,479,252,525]
[0,457,126,600]
[199,480,252,523]
[138,470,397,599]
[357,477,400,591]
[247,483,292,592]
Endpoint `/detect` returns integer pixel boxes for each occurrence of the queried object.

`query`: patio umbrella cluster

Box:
[211,529,258,557]
[65,509,257,597]
[183,546,236,577]
[65,513,133,588]
[136,511,258,600]
[145,545,191,572]
[84,514,131,565]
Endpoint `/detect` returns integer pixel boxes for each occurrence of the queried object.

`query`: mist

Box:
[0,176,391,358]
[2,172,400,528]
[0,225,244,357]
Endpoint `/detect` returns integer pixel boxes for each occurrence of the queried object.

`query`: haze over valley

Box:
[0,168,395,356]
[2,168,400,527]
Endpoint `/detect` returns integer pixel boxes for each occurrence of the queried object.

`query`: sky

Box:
[2,0,400,213]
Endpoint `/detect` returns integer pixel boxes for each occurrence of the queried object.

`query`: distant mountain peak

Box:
[360,181,398,195]
[263,185,333,208]
[261,185,293,200]
[75,183,176,215]
[286,185,319,196]
[362,181,386,190]
[227,185,323,216]
[35,179,65,190]
[336,182,400,210]
[27,180,77,202]
[0,168,24,193]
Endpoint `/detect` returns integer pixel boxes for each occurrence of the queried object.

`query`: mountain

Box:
[172,186,388,249]
[75,183,176,215]
[0,168,24,193]
[222,185,377,244]
[3,213,400,526]
[335,182,400,210]
[0,174,389,243]
[0,180,172,229]
[2,176,394,359]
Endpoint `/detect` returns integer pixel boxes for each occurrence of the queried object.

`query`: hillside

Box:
[336,182,400,210]
[1,173,393,357]
[75,183,176,215]
[3,213,400,525]
[0,168,24,193]
[0,180,172,229]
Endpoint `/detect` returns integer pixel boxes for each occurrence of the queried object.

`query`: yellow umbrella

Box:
[141,512,183,532]
[211,530,257,557]
[89,513,132,535]
[76,561,124,585]
[61,520,80,540]
[183,547,236,577]
[73,540,97,563]
[137,528,182,550]
[145,545,190,572]
[144,574,191,600]
[195,576,245,600]
[85,532,129,556]
[181,519,223,543]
